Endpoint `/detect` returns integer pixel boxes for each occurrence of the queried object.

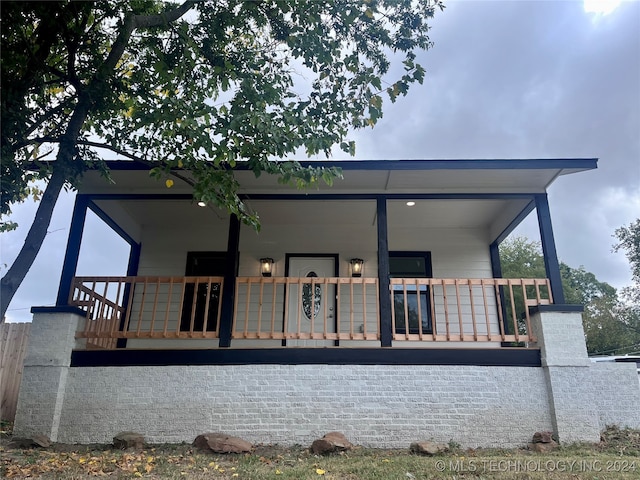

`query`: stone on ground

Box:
[311,432,354,454]
[193,433,253,454]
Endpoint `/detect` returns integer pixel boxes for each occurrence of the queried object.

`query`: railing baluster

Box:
[481,279,491,341]
[200,277,212,336]
[468,280,478,341]
[430,279,437,339]
[349,279,355,339]
[149,277,160,334]
[442,280,451,341]
[257,278,265,338]
[361,279,367,341]
[323,278,329,339]
[163,278,174,337]
[455,279,463,341]
[244,278,252,338]
[270,279,277,338]
[175,277,187,335]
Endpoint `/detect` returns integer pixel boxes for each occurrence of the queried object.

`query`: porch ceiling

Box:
[81,159,595,244]
[92,197,531,244]
[79,158,596,196]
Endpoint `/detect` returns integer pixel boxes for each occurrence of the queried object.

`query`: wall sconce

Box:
[350,258,364,277]
[260,258,274,277]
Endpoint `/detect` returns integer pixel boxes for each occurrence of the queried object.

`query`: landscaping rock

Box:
[410,441,448,455]
[193,433,253,454]
[310,432,354,454]
[532,431,554,444]
[9,434,51,449]
[529,431,558,452]
[31,434,51,448]
[528,441,558,452]
[113,431,145,450]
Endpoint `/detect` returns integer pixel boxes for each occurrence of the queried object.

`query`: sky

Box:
[2,0,639,323]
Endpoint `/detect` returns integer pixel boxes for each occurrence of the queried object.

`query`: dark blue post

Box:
[535,194,565,304]
[116,242,141,349]
[56,195,89,306]
[489,240,510,336]
[218,214,240,347]
[377,196,392,347]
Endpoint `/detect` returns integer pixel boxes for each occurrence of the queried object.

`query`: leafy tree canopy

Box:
[2,0,443,228]
[500,236,639,355]
[0,0,444,319]
[613,218,640,305]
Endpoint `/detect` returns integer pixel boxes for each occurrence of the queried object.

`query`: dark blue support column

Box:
[535,194,565,304]
[56,195,89,306]
[489,240,510,337]
[116,242,141,349]
[218,214,240,348]
[377,196,392,347]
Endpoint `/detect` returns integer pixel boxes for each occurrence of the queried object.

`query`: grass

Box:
[1,426,639,479]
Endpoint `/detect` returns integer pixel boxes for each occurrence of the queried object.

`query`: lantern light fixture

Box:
[260,258,274,277]
[350,258,364,277]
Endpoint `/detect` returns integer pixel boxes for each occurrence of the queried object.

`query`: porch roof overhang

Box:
[78,158,597,246]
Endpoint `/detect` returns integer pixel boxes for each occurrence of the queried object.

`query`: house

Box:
[13,158,640,447]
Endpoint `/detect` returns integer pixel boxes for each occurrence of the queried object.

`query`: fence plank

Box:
[0,323,31,422]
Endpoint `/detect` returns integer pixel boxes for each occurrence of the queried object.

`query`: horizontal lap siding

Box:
[390,228,500,338]
[233,283,285,337]
[128,283,185,333]
[431,284,500,336]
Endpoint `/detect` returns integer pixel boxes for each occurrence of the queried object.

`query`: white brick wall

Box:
[14,309,640,448]
[589,363,640,429]
[55,364,552,447]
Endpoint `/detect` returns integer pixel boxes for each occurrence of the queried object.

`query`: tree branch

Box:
[76,139,197,188]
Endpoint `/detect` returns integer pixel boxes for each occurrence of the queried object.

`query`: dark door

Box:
[180,252,226,332]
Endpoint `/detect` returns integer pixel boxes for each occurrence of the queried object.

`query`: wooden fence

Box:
[0,322,30,422]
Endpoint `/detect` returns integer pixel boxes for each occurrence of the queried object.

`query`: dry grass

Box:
[1,425,639,479]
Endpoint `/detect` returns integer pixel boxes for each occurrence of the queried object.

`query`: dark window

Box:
[181,252,226,332]
[390,252,433,335]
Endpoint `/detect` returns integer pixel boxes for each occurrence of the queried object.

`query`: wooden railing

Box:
[390,278,551,343]
[233,277,380,341]
[71,276,224,343]
[70,276,550,347]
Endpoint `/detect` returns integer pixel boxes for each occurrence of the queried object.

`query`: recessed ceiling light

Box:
[197,201,206,207]
[406,201,416,207]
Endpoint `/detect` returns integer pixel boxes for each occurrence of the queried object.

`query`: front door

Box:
[286,255,337,346]
[180,252,226,333]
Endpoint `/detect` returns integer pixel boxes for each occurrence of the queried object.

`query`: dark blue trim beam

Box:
[218,215,240,348]
[56,196,89,306]
[95,158,598,172]
[243,193,537,201]
[492,199,536,245]
[529,304,584,314]
[71,347,541,367]
[377,197,392,347]
[535,194,565,304]
[82,192,539,201]
[31,305,87,316]
[87,199,137,246]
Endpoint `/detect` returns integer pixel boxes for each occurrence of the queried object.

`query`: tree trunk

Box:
[0,2,195,322]
[1,169,66,321]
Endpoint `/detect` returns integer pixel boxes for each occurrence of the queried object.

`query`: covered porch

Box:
[47,159,596,360]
